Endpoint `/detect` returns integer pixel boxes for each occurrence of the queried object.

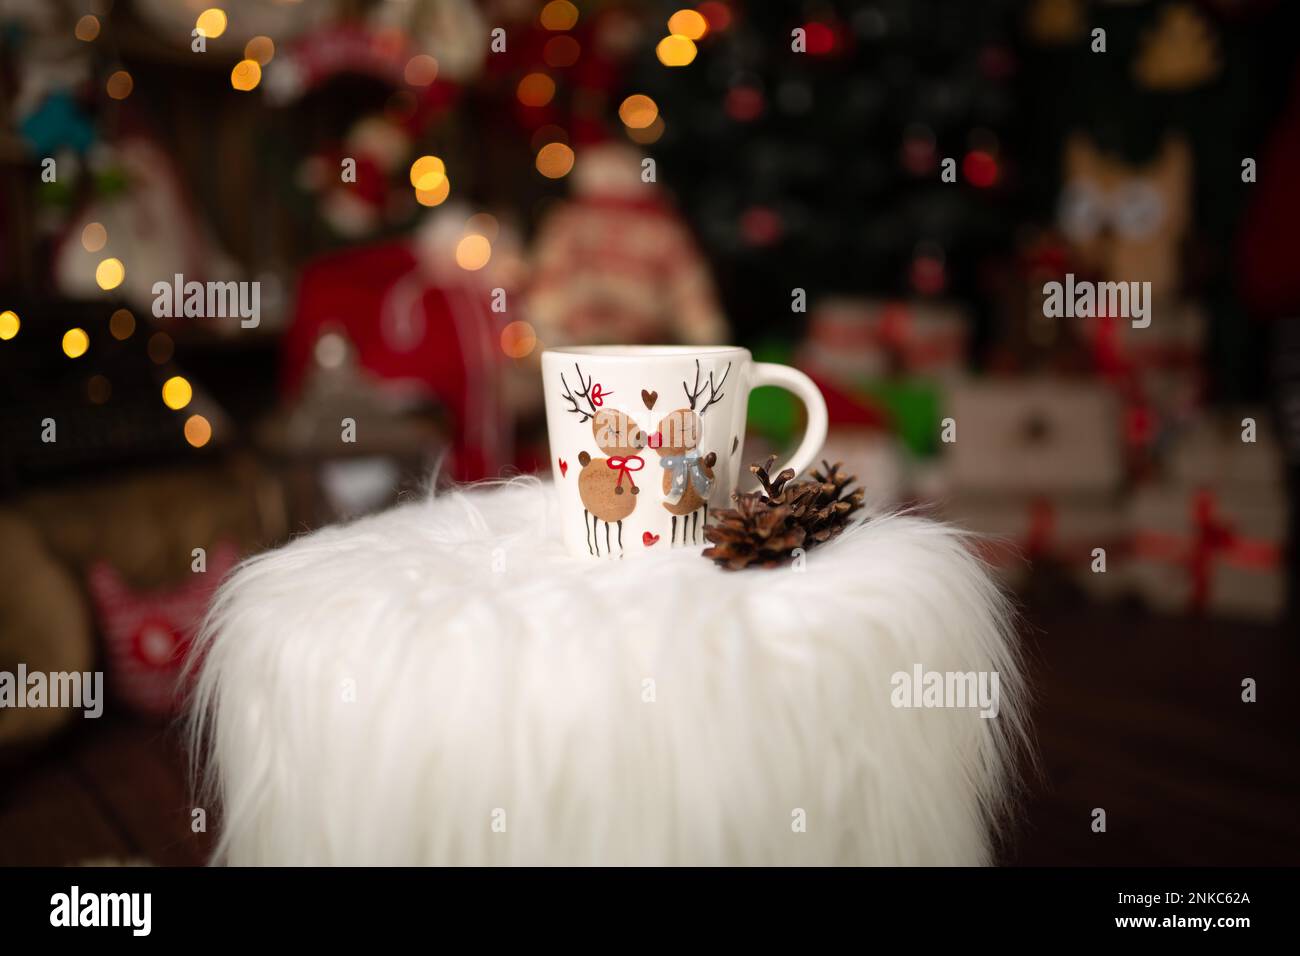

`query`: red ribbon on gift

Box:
[606,454,644,490]
[1131,488,1281,613]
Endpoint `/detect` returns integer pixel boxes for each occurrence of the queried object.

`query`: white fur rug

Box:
[188,478,1026,865]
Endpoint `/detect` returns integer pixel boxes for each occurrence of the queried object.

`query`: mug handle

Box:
[747,363,829,485]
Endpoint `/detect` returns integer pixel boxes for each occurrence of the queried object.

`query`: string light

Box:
[618,94,659,129]
[245,36,275,66]
[455,234,492,271]
[195,9,228,39]
[500,321,537,358]
[106,70,133,100]
[62,328,90,359]
[415,176,451,207]
[517,73,556,107]
[75,15,100,42]
[667,10,709,41]
[147,332,174,364]
[81,222,107,252]
[162,375,193,410]
[0,310,19,340]
[184,414,213,448]
[626,116,665,145]
[543,36,580,68]
[656,35,698,67]
[465,213,500,241]
[404,54,438,86]
[535,142,575,178]
[231,59,262,92]
[95,257,125,291]
[539,0,579,31]
[409,155,446,191]
[110,308,135,340]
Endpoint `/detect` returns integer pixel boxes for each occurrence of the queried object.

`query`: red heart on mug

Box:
[559,458,568,477]
[643,532,660,547]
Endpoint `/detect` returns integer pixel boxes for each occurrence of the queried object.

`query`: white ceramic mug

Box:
[543,345,828,558]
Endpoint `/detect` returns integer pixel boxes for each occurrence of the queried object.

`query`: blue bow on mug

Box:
[660,448,713,505]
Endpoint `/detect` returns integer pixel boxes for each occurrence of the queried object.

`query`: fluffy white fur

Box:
[188,478,1027,865]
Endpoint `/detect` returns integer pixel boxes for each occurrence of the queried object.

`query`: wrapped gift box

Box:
[798,298,969,383]
[1168,411,1285,488]
[1128,485,1287,622]
[943,493,1129,599]
[946,380,1124,496]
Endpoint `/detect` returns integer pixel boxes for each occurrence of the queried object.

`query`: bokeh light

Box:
[75,15,100,42]
[106,70,133,100]
[162,375,193,410]
[147,332,174,364]
[415,176,451,207]
[245,36,275,66]
[110,308,135,340]
[500,321,537,358]
[543,35,581,68]
[87,375,112,405]
[517,72,556,107]
[455,234,492,271]
[656,34,698,67]
[535,142,575,179]
[404,54,438,87]
[618,94,659,129]
[62,328,90,359]
[231,59,262,92]
[409,155,446,191]
[626,115,665,145]
[698,2,732,32]
[539,0,579,31]
[668,10,709,41]
[81,222,107,252]
[465,213,500,241]
[0,310,19,340]
[184,414,213,448]
[195,9,228,39]
[95,257,125,290]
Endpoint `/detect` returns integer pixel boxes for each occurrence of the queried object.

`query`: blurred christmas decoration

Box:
[1133,3,1222,91]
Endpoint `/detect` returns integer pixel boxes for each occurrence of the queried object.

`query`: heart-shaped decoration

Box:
[641,389,658,410]
[642,531,660,547]
[558,458,568,477]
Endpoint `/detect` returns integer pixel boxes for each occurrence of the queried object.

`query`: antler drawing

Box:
[560,363,598,422]
[682,359,731,416]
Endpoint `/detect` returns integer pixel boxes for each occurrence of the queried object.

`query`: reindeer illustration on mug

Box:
[651,359,729,546]
[560,363,647,556]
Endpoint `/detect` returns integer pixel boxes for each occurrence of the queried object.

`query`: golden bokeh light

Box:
[667,10,709,41]
[95,257,125,291]
[184,414,213,448]
[195,8,228,39]
[87,375,112,405]
[81,222,107,252]
[404,54,438,86]
[106,70,133,100]
[517,72,556,108]
[231,59,262,92]
[543,35,581,68]
[656,34,698,66]
[626,115,665,145]
[500,320,537,358]
[147,332,174,364]
[162,375,193,410]
[618,94,659,129]
[465,212,500,241]
[0,310,19,341]
[415,175,451,207]
[539,0,579,31]
[455,234,492,271]
[75,15,100,42]
[245,36,275,66]
[110,308,135,340]
[535,141,575,179]
[409,155,446,191]
[62,328,90,359]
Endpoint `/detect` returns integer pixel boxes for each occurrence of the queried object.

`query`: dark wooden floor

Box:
[1,598,1296,866]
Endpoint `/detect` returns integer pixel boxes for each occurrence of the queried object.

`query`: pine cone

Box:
[702,458,865,570]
